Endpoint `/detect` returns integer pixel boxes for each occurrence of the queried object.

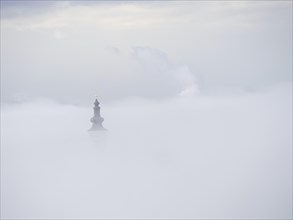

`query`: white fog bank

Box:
[1,83,292,219]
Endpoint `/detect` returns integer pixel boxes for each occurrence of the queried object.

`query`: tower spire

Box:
[89,97,106,131]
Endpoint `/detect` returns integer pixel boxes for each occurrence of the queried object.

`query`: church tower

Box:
[89,98,106,131]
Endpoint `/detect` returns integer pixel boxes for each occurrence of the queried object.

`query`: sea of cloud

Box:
[1,82,292,219]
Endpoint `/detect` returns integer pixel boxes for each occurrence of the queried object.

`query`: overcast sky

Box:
[1,1,292,104]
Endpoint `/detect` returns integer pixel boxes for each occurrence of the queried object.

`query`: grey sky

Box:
[1,1,292,104]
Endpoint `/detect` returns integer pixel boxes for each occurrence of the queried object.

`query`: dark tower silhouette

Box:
[89,98,106,131]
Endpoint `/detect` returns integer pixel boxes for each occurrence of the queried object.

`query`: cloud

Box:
[53,29,66,39]
[1,83,292,219]
[0,1,69,19]
[2,1,291,29]
[131,47,199,98]
[1,1,291,104]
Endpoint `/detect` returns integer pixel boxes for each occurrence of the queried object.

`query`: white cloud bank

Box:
[1,83,292,219]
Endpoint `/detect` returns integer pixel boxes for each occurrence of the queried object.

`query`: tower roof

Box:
[94,99,100,105]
